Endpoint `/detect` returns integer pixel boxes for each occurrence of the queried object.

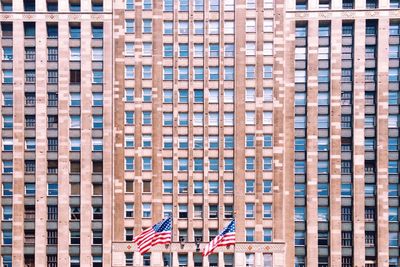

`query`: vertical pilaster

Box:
[80,20,93,267]
[34,20,48,266]
[305,19,319,267]
[353,19,366,267]
[329,19,342,267]
[376,17,390,267]
[57,20,70,267]
[234,0,246,242]
[12,20,25,267]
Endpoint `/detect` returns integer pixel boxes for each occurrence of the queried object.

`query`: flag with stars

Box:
[203,219,236,256]
[133,217,172,255]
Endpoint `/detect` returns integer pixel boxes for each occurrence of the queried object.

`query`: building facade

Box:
[0,0,399,266]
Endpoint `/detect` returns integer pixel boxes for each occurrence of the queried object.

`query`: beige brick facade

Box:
[0,0,399,266]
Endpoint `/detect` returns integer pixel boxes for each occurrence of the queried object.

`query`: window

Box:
[225,20,235,34]
[194,21,204,35]
[69,92,81,107]
[389,161,399,174]
[389,68,399,82]
[389,232,398,247]
[193,0,203,10]
[341,183,352,197]
[142,157,152,171]
[222,181,233,195]
[164,21,173,34]
[3,138,13,151]
[264,19,273,32]
[2,47,12,61]
[295,70,306,83]
[295,184,306,197]
[341,207,352,222]
[179,204,188,218]
[318,138,329,151]
[92,47,103,61]
[295,231,306,246]
[143,0,152,9]
[246,228,255,242]
[389,184,399,198]
[224,158,234,171]
[318,69,330,83]
[3,230,12,245]
[207,181,218,194]
[295,116,306,129]
[159,181,173,195]
[389,91,399,105]
[389,207,398,222]
[341,92,352,105]
[163,67,173,80]
[179,21,189,34]
[69,70,80,83]
[224,205,234,219]
[70,138,81,151]
[194,44,204,57]
[2,92,12,107]
[318,183,329,197]
[318,115,329,128]
[143,19,152,33]
[389,115,398,128]
[194,205,203,218]
[2,205,12,221]
[318,161,329,174]
[70,47,80,61]
[142,111,152,125]
[318,207,329,221]
[161,158,173,171]
[295,161,306,174]
[295,47,306,60]
[341,231,352,247]
[391,0,400,8]
[92,70,103,84]
[141,203,151,218]
[125,19,135,33]
[123,112,135,127]
[2,161,12,175]
[2,183,12,197]
[243,180,254,193]
[245,134,255,148]
[126,0,134,9]
[70,1,80,11]
[24,183,35,196]
[223,112,233,126]
[365,68,376,82]
[124,42,135,56]
[92,115,103,128]
[125,157,134,171]
[2,69,12,84]
[189,181,202,195]
[263,157,272,171]
[68,25,80,39]
[208,112,218,126]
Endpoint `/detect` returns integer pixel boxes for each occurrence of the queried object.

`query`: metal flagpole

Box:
[170,216,173,267]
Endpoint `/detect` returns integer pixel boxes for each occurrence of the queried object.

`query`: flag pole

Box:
[170,216,173,267]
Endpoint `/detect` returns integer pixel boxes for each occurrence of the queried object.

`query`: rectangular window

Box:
[125,19,135,33]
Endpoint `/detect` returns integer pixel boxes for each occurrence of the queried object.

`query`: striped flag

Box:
[133,217,172,255]
[203,219,235,257]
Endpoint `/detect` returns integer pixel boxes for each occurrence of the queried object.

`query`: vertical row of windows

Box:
[294,22,308,266]
[388,21,400,267]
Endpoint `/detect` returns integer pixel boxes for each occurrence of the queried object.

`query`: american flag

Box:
[133,217,172,255]
[203,219,235,256]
